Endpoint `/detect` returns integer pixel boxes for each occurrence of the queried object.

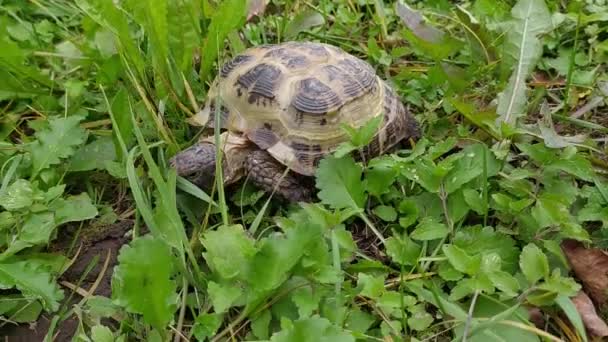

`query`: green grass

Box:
[0,0,608,341]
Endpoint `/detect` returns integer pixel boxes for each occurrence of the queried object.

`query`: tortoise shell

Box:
[203,41,418,176]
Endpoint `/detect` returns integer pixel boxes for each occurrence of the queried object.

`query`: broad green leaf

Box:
[207,281,242,313]
[364,157,398,197]
[0,24,52,91]
[291,285,325,318]
[0,296,43,323]
[531,193,572,228]
[372,205,397,222]
[377,291,416,312]
[91,325,114,342]
[449,279,475,301]
[200,0,247,81]
[408,310,434,331]
[0,179,34,211]
[69,136,117,172]
[285,10,325,39]
[315,156,365,209]
[411,217,448,241]
[341,114,383,148]
[248,221,322,293]
[0,211,15,231]
[448,189,471,223]
[28,116,88,176]
[1,212,55,258]
[367,37,392,66]
[43,185,66,203]
[480,253,503,273]
[251,310,272,339]
[537,270,580,297]
[112,235,177,330]
[333,141,358,158]
[202,224,257,280]
[401,159,444,193]
[463,188,487,215]
[428,137,458,160]
[124,0,169,88]
[516,142,556,165]
[548,153,595,182]
[357,273,385,299]
[444,144,500,194]
[76,0,145,76]
[398,199,419,228]
[438,262,464,281]
[269,316,355,342]
[380,320,402,336]
[496,0,553,125]
[0,260,64,312]
[345,308,375,334]
[86,296,120,321]
[51,193,98,225]
[193,313,223,341]
[454,226,520,273]
[405,280,468,321]
[167,0,201,71]
[519,243,549,285]
[488,271,520,297]
[385,233,421,266]
[0,69,47,100]
[443,244,481,275]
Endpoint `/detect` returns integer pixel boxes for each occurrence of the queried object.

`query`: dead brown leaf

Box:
[561,240,608,309]
[527,306,545,329]
[572,290,608,338]
[247,0,267,21]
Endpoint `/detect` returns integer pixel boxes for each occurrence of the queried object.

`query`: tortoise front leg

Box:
[245,149,313,203]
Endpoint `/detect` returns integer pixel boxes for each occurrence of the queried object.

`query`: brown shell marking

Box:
[236,63,283,105]
[220,54,254,78]
[292,78,343,114]
[247,127,280,149]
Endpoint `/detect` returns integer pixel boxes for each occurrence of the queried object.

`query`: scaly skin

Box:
[170,140,313,203]
[169,142,218,190]
[245,149,313,203]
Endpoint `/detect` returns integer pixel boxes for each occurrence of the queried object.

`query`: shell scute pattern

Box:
[292,78,342,114]
[236,63,283,105]
[220,54,254,78]
[211,42,417,175]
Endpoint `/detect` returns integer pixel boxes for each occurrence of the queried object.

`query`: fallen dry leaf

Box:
[571,291,608,338]
[527,306,545,329]
[247,0,267,21]
[561,240,608,309]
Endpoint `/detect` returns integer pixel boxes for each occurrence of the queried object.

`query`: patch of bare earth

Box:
[0,220,134,342]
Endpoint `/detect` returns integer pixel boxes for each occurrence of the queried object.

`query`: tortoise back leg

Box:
[245,149,313,203]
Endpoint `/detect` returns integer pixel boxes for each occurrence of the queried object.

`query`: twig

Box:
[462,290,480,342]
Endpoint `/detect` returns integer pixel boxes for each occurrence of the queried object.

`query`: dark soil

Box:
[0,220,134,342]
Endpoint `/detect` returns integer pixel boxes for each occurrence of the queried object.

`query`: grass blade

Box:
[199,0,247,82]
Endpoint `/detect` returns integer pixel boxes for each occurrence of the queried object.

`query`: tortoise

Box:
[170,41,420,202]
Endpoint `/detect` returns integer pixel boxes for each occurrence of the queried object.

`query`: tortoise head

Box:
[169,132,252,190]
